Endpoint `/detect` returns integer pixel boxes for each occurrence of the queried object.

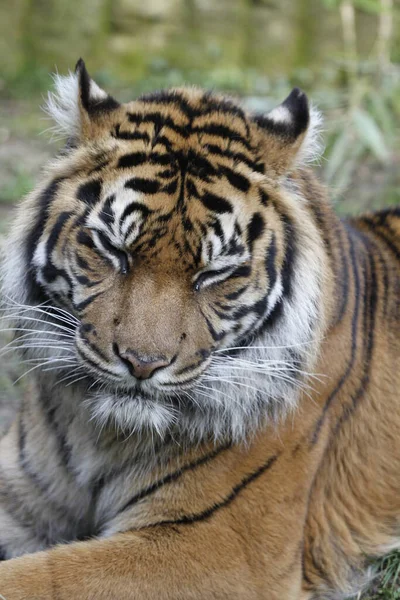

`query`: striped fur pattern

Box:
[0,61,399,599]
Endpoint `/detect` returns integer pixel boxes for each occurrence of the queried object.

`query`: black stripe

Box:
[162,179,178,195]
[261,297,284,329]
[18,414,71,519]
[311,224,361,445]
[187,151,217,181]
[75,275,101,288]
[125,177,160,195]
[280,212,297,299]
[204,144,262,173]
[95,231,128,272]
[120,202,151,228]
[77,180,102,206]
[194,266,235,291]
[38,393,73,473]
[221,166,250,192]
[361,224,390,317]
[361,216,400,261]
[229,264,251,280]
[176,152,188,209]
[80,334,110,364]
[0,483,46,540]
[200,94,248,125]
[75,253,92,272]
[138,90,195,120]
[247,212,264,252]
[99,195,115,228]
[113,125,150,143]
[40,212,73,289]
[331,221,350,327]
[209,218,225,245]
[25,177,65,303]
[77,230,95,250]
[204,315,226,342]
[333,228,378,432]
[76,344,117,377]
[128,112,189,139]
[265,232,277,291]
[259,189,269,206]
[73,290,104,312]
[136,454,278,529]
[46,212,71,255]
[225,285,248,301]
[41,264,73,288]
[0,545,7,560]
[192,123,252,152]
[117,444,231,517]
[117,152,147,169]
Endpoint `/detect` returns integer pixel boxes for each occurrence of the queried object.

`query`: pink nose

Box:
[118,349,170,380]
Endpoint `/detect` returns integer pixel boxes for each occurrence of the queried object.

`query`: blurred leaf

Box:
[352,108,390,162]
[325,127,351,182]
[321,0,341,8]
[331,140,365,203]
[354,0,382,14]
[369,92,395,136]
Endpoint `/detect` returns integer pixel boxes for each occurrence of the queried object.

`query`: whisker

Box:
[0,328,75,339]
[65,374,89,387]
[0,315,76,334]
[214,340,319,354]
[1,296,80,325]
[13,358,78,384]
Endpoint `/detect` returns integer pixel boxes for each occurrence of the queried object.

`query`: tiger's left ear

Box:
[252,88,323,174]
[45,59,120,140]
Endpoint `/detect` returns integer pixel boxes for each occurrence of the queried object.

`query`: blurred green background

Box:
[0,1,399,596]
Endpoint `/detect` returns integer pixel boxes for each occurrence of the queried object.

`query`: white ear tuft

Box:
[43,60,119,139]
[296,104,324,166]
[44,71,81,138]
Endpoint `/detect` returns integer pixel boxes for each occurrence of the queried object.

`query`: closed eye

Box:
[90,229,130,275]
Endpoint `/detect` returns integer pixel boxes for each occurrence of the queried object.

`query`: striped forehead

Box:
[74,89,266,264]
[82,171,245,263]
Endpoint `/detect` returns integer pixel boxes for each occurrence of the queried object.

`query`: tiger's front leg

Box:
[0,419,325,600]
[0,525,304,600]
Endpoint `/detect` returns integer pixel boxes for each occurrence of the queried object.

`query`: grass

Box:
[362,552,400,599]
[0,168,34,204]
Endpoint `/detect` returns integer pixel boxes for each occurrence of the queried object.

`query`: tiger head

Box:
[1,60,330,441]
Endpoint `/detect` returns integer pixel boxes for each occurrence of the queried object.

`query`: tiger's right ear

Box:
[251,88,323,174]
[44,59,120,140]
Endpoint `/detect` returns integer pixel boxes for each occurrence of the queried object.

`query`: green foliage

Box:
[323,69,400,198]
[363,551,400,599]
[321,0,384,15]
[0,168,33,205]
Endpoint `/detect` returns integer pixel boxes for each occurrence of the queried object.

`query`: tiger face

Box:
[2,61,328,441]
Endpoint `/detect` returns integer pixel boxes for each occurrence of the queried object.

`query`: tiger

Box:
[0,58,399,600]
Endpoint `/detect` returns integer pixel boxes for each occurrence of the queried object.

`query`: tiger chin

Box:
[0,59,399,600]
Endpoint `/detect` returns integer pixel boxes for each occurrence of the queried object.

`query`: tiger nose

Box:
[117,347,170,380]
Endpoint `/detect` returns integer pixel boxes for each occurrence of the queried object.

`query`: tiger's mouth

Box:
[85,375,189,405]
